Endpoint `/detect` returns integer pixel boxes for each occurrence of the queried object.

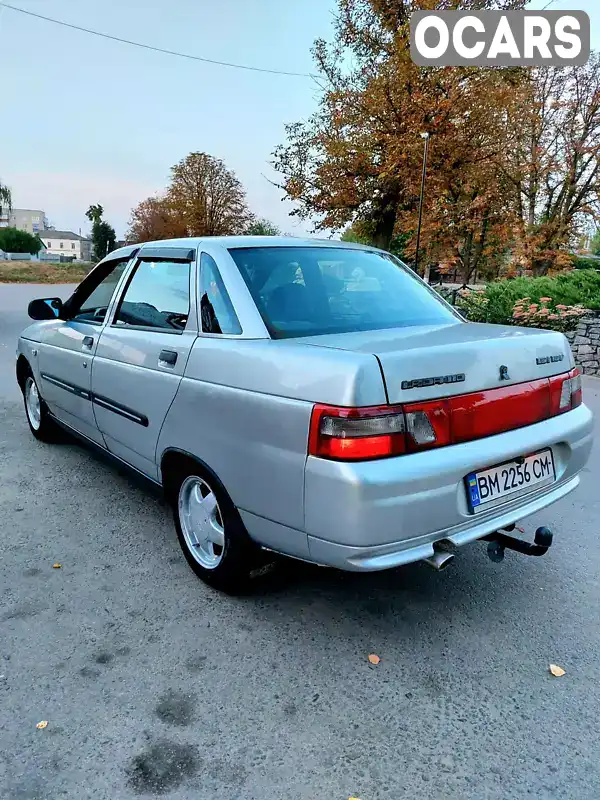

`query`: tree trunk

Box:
[371,211,396,250]
[371,191,401,251]
[532,257,553,276]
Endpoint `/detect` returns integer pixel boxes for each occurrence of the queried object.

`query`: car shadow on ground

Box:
[35,422,549,646]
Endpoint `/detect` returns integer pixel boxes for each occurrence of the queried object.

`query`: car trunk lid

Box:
[296,321,573,404]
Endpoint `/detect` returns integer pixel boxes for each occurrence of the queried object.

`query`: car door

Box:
[36,254,134,444]
[91,247,197,479]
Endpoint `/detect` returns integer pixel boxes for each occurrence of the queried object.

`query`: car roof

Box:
[107,235,385,263]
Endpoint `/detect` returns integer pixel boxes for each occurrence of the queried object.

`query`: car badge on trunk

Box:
[499,365,509,381]
[536,354,564,365]
[401,373,465,390]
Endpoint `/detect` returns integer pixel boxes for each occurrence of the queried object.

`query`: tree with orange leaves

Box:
[275,0,600,281]
[273,0,527,283]
[127,195,188,243]
[502,56,600,275]
[127,152,253,243]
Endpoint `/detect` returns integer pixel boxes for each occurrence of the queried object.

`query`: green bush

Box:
[0,227,43,255]
[453,270,600,331]
[572,256,600,270]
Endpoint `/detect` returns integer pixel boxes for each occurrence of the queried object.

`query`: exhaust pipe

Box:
[422,549,455,572]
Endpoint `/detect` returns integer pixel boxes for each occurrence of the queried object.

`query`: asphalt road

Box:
[1,283,599,800]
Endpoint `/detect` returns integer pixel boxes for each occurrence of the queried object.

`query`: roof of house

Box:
[39,230,90,242]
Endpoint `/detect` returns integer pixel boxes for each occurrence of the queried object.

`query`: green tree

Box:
[0,227,43,254]
[341,220,409,260]
[340,223,370,246]
[246,218,281,236]
[92,221,116,260]
[591,229,600,257]
[85,204,116,260]
[85,204,104,225]
[0,179,11,216]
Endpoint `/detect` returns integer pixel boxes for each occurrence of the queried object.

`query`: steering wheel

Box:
[164,312,188,330]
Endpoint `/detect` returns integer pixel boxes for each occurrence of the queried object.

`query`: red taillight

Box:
[309,404,406,461]
[449,379,550,443]
[308,370,583,462]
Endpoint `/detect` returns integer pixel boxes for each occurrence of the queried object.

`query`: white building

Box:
[39,230,92,261]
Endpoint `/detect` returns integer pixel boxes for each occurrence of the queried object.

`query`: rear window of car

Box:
[228,246,456,338]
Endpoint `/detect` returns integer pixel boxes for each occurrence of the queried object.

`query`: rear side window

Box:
[228,246,456,338]
[199,253,241,335]
[114,260,190,332]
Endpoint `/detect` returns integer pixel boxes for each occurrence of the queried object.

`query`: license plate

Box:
[466,449,555,514]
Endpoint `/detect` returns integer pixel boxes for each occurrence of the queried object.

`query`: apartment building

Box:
[0,208,48,234]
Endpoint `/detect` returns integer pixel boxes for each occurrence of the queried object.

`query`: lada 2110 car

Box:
[17,237,593,591]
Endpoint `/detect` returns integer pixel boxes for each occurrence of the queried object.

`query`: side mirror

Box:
[28,298,64,321]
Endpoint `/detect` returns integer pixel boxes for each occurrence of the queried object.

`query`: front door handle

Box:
[82,336,94,350]
[159,349,178,367]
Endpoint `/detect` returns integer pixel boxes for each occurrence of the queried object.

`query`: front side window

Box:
[114,259,190,332]
[71,260,130,323]
[229,246,457,339]
[199,253,241,335]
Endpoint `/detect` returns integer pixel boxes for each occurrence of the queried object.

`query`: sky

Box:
[1,0,598,240]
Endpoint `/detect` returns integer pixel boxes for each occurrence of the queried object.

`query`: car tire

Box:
[169,462,263,594]
[22,369,60,443]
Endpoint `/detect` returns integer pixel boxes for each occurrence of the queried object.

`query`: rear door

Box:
[36,255,134,444]
[91,247,197,479]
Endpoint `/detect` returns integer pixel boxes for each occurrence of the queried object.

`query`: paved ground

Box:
[1,284,599,800]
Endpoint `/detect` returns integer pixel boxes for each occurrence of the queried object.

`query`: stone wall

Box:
[565,316,600,376]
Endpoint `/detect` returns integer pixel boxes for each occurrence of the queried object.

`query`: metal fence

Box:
[40,253,70,263]
[430,281,475,307]
[0,250,36,261]
[0,250,78,263]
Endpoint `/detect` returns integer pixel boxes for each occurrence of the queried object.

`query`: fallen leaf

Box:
[517,526,525,533]
[549,663,566,677]
[52,563,62,569]
[368,654,380,665]
[36,721,48,729]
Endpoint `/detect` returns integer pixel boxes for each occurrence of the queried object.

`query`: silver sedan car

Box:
[17,237,593,592]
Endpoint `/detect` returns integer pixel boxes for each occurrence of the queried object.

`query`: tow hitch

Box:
[484,525,553,563]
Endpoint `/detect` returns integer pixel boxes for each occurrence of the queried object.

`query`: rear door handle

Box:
[82,336,94,350]
[159,349,178,367]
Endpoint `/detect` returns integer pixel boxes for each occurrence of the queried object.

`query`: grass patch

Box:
[0,261,92,284]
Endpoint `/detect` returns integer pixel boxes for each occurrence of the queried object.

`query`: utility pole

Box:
[415,132,430,280]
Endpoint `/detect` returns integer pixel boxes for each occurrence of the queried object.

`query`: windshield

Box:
[228,246,457,339]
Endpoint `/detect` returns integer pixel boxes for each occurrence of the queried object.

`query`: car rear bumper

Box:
[303,403,593,571]
[307,474,579,571]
